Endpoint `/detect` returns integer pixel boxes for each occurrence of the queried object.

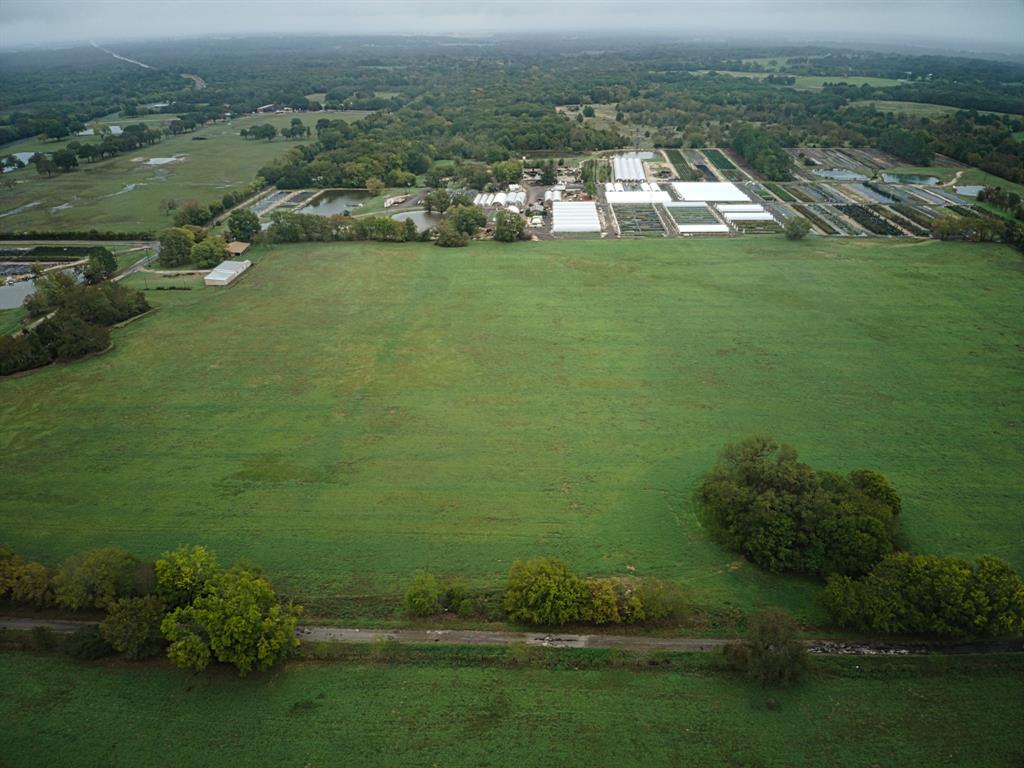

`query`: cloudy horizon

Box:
[1,0,1022,57]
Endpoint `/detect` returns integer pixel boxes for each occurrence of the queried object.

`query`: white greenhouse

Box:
[551,201,601,233]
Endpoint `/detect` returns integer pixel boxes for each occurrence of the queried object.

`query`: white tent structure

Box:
[612,154,646,182]
[663,202,730,234]
[717,202,775,222]
[204,260,251,286]
[671,182,750,202]
[552,201,601,233]
[604,182,671,205]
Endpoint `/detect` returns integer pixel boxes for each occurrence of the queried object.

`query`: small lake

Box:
[813,168,867,181]
[391,209,443,232]
[881,172,940,185]
[298,190,372,216]
[0,267,81,310]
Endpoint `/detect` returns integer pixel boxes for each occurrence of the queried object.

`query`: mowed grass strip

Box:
[0,651,1021,768]
[0,238,1021,620]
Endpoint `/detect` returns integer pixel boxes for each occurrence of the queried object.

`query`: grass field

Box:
[0,305,25,335]
[849,99,1023,119]
[1,651,1021,767]
[0,112,370,233]
[1,238,1022,623]
[696,72,902,90]
[884,164,1024,199]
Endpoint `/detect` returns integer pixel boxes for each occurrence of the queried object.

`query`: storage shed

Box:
[204,260,251,286]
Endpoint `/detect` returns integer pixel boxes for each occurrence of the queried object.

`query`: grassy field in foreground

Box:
[0,238,1022,622]
[0,112,363,233]
[0,651,1021,768]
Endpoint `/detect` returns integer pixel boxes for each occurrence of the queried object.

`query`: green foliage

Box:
[227,208,260,242]
[53,548,143,610]
[446,204,486,236]
[584,579,621,624]
[724,608,809,687]
[365,177,385,196]
[434,222,469,248]
[404,571,443,616]
[158,227,196,267]
[731,126,793,181]
[174,201,213,228]
[100,595,166,660]
[0,547,53,606]
[161,566,300,676]
[504,558,586,626]
[65,625,114,660]
[490,160,523,187]
[493,209,525,242]
[699,436,901,577]
[191,236,229,269]
[155,545,220,609]
[824,554,1024,639]
[82,247,118,283]
[784,216,811,240]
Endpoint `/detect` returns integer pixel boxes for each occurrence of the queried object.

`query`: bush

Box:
[0,547,52,605]
[434,222,470,248]
[53,548,143,610]
[504,558,586,626]
[65,625,115,660]
[158,227,196,267]
[784,216,810,240]
[227,209,260,242]
[447,205,486,236]
[30,626,57,652]
[191,236,229,268]
[155,545,219,609]
[404,571,443,616]
[493,209,525,242]
[100,595,166,659]
[699,436,901,577]
[724,608,808,687]
[584,578,622,624]
[823,553,1024,639]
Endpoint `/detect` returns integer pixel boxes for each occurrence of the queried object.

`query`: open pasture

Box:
[0,238,1021,622]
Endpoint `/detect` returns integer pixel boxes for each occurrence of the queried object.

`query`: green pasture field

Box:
[1,651,1021,768]
[849,99,1023,119]
[0,112,371,233]
[0,238,1021,623]
[696,72,902,90]
[884,164,1024,199]
[0,306,25,335]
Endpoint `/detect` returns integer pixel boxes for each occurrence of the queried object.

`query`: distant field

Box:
[1,238,1021,623]
[885,164,1024,198]
[850,100,1023,119]
[1,652,1022,768]
[697,72,902,90]
[0,112,372,233]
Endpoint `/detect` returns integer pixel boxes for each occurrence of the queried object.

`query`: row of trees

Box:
[0,544,299,675]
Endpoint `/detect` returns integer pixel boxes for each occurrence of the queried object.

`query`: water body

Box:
[298,190,372,216]
[100,183,141,199]
[392,209,443,232]
[955,185,984,197]
[813,168,867,181]
[881,172,940,185]
[0,268,82,310]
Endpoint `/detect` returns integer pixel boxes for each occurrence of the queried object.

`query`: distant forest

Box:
[1,37,1022,184]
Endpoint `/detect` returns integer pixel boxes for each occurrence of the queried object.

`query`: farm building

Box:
[204,259,251,286]
[226,241,251,257]
[717,203,775,222]
[671,182,750,202]
[663,202,730,234]
[604,182,671,205]
[611,153,647,182]
[552,201,601,233]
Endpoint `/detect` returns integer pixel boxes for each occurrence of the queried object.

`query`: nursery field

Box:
[1,651,1022,768]
[0,112,368,233]
[0,238,1021,622]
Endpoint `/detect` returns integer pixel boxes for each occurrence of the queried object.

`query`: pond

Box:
[298,190,372,217]
[391,209,443,232]
[0,267,81,310]
[881,172,940,185]
[813,168,867,181]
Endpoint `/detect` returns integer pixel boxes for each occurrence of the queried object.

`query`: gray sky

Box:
[2,0,1023,54]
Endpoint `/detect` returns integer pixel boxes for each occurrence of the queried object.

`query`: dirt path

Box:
[3,618,1020,656]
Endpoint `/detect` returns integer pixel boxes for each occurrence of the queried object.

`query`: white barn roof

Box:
[671,182,750,202]
[552,201,601,233]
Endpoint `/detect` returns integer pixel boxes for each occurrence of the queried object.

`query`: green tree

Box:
[173,201,211,227]
[404,571,443,616]
[191,236,229,269]
[365,177,385,196]
[434,222,469,247]
[155,545,220,609]
[51,148,78,172]
[53,548,143,610]
[100,595,165,659]
[490,160,523,187]
[161,566,300,676]
[504,558,586,626]
[494,209,525,242]
[784,216,811,240]
[540,161,557,186]
[227,209,260,242]
[32,154,56,176]
[447,204,486,236]
[82,248,118,283]
[158,227,196,267]
[725,608,809,687]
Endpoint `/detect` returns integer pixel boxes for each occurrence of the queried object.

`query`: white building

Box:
[671,182,751,202]
[552,201,601,233]
[204,260,251,287]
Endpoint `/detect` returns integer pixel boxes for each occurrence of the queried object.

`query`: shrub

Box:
[434,222,469,248]
[11,561,53,606]
[53,548,143,610]
[584,578,622,624]
[634,578,688,624]
[784,216,810,240]
[447,205,486,236]
[404,571,443,616]
[227,209,260,242]
[158,227,196,267]
[30,626,57,652]
[823,554,1024,639]
[494,209,525,242]
[154,545,219,609]
[504,558,586,626]
[101,595,166,659]
[190,236,229,269]
[699,436,901,577]
[65,625,115,660]
[724,608,808,687]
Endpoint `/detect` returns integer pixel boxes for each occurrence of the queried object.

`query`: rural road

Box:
[3,618,1020,656]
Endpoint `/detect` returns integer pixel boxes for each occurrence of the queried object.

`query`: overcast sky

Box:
[2,0,1022,54]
